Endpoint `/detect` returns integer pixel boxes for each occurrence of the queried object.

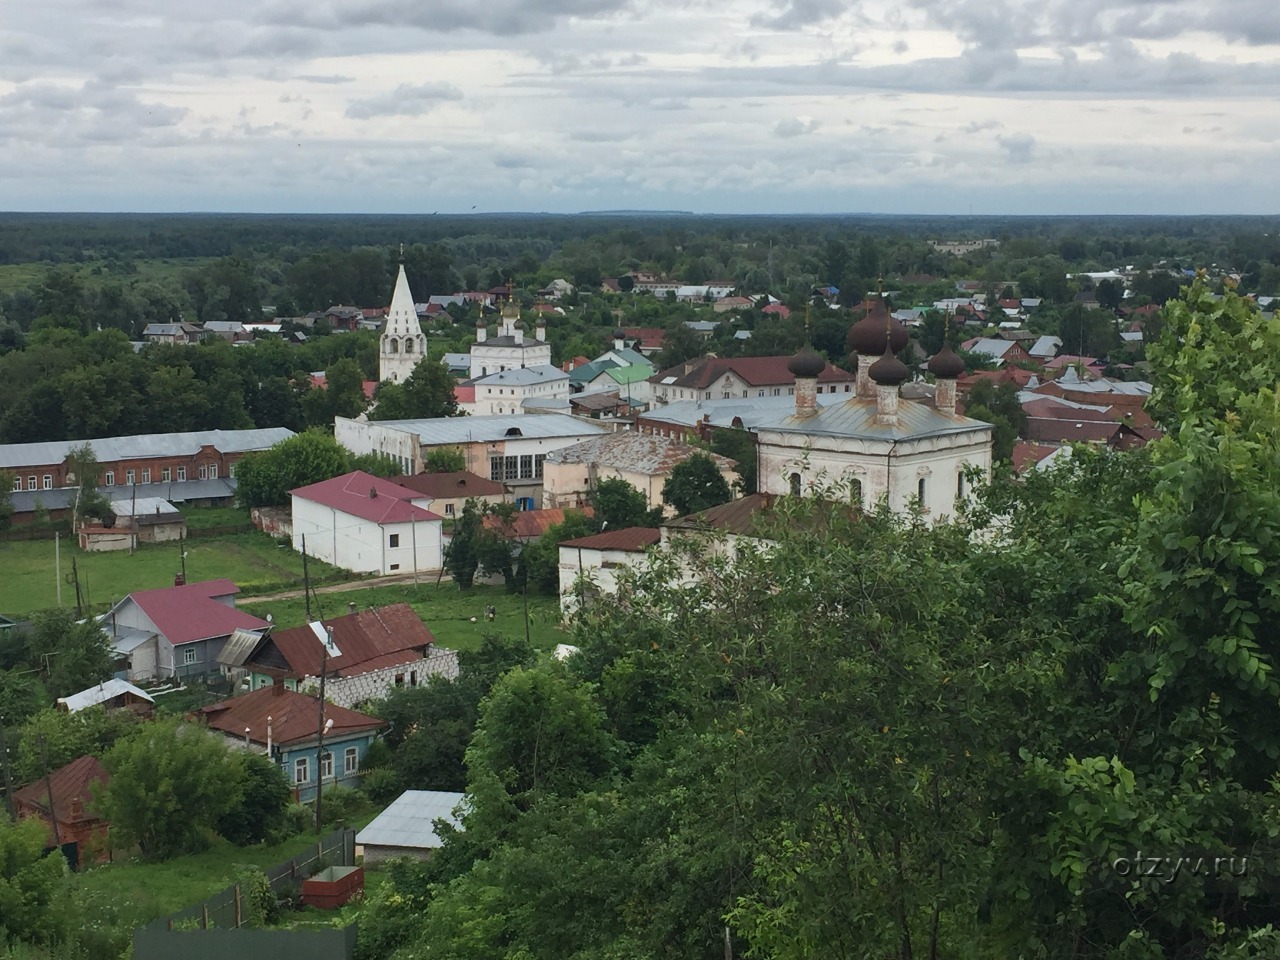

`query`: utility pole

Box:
[410,514,419,586]
[313,645,328,831]
[301,534,312,622]
[179,533,186,583]
[130,481,137,555]
[38,734,61,847]
[0,717,14,820]
[54,534,61,607]
[70,556,83,619]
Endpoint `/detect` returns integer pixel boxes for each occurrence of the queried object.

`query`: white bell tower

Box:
[379,258,425,383]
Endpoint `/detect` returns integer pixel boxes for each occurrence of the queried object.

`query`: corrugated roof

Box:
[568,359,620,385]
[472,365,569,387]
[0,428,294,470]
[255,603,436,679]
[652,355,853,390]
[57,678,154,712]
[545,432,736,475]
[290,471,442,525]
[483,507,593,539]
[663,493,778,537]
[219,628,264,667]
[356,790,466,850]
[394,471,506,499]
[755,396,993,442]
[198,685,384,746]
[13,755,109,824]
[641,394,845,430]
[124,579,270,646]
[362,414,611,447]
[604,365,653,385]
[559,526,661,552]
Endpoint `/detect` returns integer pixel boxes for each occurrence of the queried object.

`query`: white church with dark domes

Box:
[756,300,993,521]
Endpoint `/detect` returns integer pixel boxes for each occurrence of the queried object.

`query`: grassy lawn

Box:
[183,505,254,530]
[0,531,347,617]
[241,582,565,653]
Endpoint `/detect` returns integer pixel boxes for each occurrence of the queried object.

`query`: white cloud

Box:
[345,82,464,119]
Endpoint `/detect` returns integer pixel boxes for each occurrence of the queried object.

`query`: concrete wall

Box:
[334,418,421,475]
[557,545,652,617]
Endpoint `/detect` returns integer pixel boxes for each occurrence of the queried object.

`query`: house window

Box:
[850,478,863,505]
[294,757,310,784]
[757,390,765,397]
[162,467,171,482]
[320,752,333,780]
[957,471,966,499]
[490,456,503,482]
[177,466,187,481]
[126,470,136,485]
[918,477,928,503]
[789,473,802,496]
[535,454,545,478]
[141,468,151,484]
[520,454,533,478]
[42,475,52,490]
[788,387,795,396]
[389,533,400,548]
[228,462,236,478]
[182,647,197,666]
[209,464,218,480]
[505,456,519,481]
[104,471,115,486]
[27,476,35,490]
[741,391,747,398]
[199,464,208,480]
[845,384,852,392]
[772,389,781,397]
[704,392,711,400]
[344,747,358,775]
[9,476,19,492]
[445,503,455,516]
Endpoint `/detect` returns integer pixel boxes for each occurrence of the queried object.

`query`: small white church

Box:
[755,306,992,521]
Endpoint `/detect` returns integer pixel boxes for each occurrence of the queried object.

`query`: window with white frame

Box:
[42,475,52,490]
[444,503,455,516]
[209,464,218,479]
[320,752,333,780]
[27,476,36,490]
[141,468,151,483]
[126,470,135,485]
[10,476,19,492]
[198,464,208,480]
[182,648,197,665]
[344,747,358,775]
[294,757,310,784]
[177,466,187,481]
[104,471,115,486]
[162,467,171,482]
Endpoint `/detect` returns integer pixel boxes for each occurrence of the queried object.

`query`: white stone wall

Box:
[298,647,460,709]
[469,342,553,379]
[756,428,992,522]
[334,418,422,475]
[290,497,443,574]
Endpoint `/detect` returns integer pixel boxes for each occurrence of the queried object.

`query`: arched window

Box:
[789,472,802,496]
[387,337,400,353]
[956,470,966,499]
[918,477,927,503]
[850,477,863,506]
[404,338,414,354]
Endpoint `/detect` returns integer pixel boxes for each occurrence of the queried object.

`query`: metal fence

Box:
[142,827,357,932]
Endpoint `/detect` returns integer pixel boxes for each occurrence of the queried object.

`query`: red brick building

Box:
[2,427,294,494]
[14,755,111,867]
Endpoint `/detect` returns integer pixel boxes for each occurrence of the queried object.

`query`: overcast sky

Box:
[2,0,1278,215]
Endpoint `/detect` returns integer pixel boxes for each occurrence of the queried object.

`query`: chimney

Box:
[856,355,876,398]
[935,378,957,416]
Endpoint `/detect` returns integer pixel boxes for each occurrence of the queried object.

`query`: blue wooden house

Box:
[197,683,386,803]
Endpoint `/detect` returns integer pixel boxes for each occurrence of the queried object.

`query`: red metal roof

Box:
[261,603,436,679]
[394,471,506,499]
[128,579,270,646]
[483,507,594,540]
[454,384,475,404]
[560,527,661,552]
[197,685,385,747]
[13,755,109,825]
[290,471,442,525]
[1011,441,1061,474]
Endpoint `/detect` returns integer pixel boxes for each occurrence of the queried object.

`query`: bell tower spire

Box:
[379,253,425,383]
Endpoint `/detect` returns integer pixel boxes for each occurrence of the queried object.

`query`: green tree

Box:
[424,447,466,472]
[97,719,247,860]
[369,359,459,422]
[964,380,1025,462]
[0,469,13,530]
[662,452,733,517]
[655,322,702,369]
[215,752,292,846]
[0,816,71,946]
[23,609,113,699]
[593,477,657,529]
[65,443,111,529]
[12,706,139,784]
[515,511,600,596]
[443,499,485,588]
[234,429,353,508]
[709,427,757,495]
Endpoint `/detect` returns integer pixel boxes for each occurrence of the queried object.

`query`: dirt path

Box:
[245,570,453,602]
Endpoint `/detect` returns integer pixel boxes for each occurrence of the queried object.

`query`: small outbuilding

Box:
[356,790,465,864]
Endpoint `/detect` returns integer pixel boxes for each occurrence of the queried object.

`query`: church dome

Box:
[848,297,908,356]
[869,347,909,387]
[612,328,626,340]
[514,318,525,329]
[927,343,965,379]
[475,317,486,328]
[787,344,827,378]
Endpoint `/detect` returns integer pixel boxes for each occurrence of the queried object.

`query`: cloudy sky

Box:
[3,0,1278,214]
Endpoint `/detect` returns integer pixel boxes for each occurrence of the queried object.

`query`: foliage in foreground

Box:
[359,287,1280,959]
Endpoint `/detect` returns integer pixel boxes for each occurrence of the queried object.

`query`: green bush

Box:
[317,786,367,828]
[359,767,403,806]
[233,866,276,927]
